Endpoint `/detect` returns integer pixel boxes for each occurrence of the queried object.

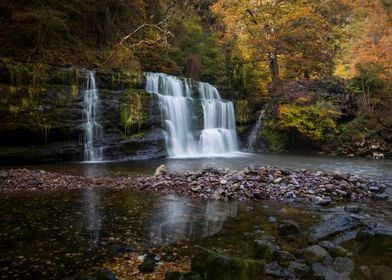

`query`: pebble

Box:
[0,167,387,205]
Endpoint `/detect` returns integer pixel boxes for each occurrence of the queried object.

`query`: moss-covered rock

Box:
[191,246,264,280]
[0,60,165,163]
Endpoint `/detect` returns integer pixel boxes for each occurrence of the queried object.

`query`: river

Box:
[0,153,391,279]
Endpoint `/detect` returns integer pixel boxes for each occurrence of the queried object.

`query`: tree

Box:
[211,0,351,83]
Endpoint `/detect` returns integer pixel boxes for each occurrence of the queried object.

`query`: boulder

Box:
[253,239,278,260]
[191,246,264,280]
[278,220,300,236]
[154,164,167,176]
[302,245,330,264]
[308,215,362,243]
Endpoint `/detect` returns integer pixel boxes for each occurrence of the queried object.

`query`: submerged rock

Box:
[278,220,300,236]
[165,271,202,280]
[191,246,263,280]
[302,245,330,264]
[311,257,354,280]
[254,239,279,260]
[308,215,362,243]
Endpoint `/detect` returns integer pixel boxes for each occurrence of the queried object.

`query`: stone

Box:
[302,245,330,264]
[308,215,362,243]
[191,186,202,192]
[273,250,296,263]
[318,241,347,257]
[191,246,263,280]
[311,257,354,280]
[369,185,385,193]
[220,179,227,185]
[278,220,300,236]
[325,184,334,192]
[263,262,294,279]
[344,205,361,213]
[92,270,117,280]
[288,261,311,276]
[154,164,167,176]
[316,196,332,206]
[268,216,277,223]
[254,239,278,260]
[165,271,202,280]
[373,194,389,201]
[138,253,157,273]
[113,245,134,255]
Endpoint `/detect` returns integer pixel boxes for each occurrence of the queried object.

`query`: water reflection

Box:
[83,188,101,246]
[149,195,238,245]
[83,163,101,177]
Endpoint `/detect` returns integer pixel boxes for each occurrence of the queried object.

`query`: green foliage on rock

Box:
[277,101,340,142]
[120,89,146,136]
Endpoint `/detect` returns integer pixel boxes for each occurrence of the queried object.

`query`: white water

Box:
[145,72,238,157]
[247,110,265,151]
[83,70,103,161]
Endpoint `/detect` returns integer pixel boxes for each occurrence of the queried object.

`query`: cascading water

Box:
[247,110,265,151]
[145,72,238,157]
[82,70,103,161]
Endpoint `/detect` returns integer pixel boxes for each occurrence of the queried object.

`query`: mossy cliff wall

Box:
[0,60,165,163]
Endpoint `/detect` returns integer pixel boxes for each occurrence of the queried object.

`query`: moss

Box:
[234,100,253,125]
[120,89,146,135]
[112,69,142,89]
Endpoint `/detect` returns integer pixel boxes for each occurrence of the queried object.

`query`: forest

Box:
[0,1,391,280]
[0,0,392,156]
[0,0,390,157]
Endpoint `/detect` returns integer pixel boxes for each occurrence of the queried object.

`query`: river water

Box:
[8,152,392,184]
[1,153,391,279]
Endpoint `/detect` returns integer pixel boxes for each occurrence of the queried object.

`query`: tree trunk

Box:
[268,52,280,83]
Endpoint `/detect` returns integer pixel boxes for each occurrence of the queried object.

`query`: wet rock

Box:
[92,270,117,280]
[191,246,263,280]
[273,250,296,263]
[268,216,277,223]
[288,261,311,277]
[165,271,202,280]
[308,215,362,243]
[373,194,389,201]
[369,185,385,193]
[344,205,361,213]
[254,239,278,260]
[278,220,300,236]
[315,196,332,206]
[113,245,134,255]
[302,245,330,264]
[311,257,354,280]
[318,241,347,257]
[138,253,157,273]
[263,261,294,279]
[154,164,167,176]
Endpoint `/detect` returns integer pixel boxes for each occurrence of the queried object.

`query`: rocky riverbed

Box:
[0,167,388,205]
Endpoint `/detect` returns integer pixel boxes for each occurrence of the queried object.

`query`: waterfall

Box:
[145,72,238,157]
[83,70,103,161]
[247,110,265,151]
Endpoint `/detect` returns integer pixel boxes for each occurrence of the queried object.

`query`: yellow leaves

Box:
[100,252,191,280]
[336,0,392,80]
[278,103,340,141]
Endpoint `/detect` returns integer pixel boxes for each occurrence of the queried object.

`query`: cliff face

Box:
[0,61,166,163]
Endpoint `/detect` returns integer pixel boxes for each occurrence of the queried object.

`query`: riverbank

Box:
[1,167,388,205]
